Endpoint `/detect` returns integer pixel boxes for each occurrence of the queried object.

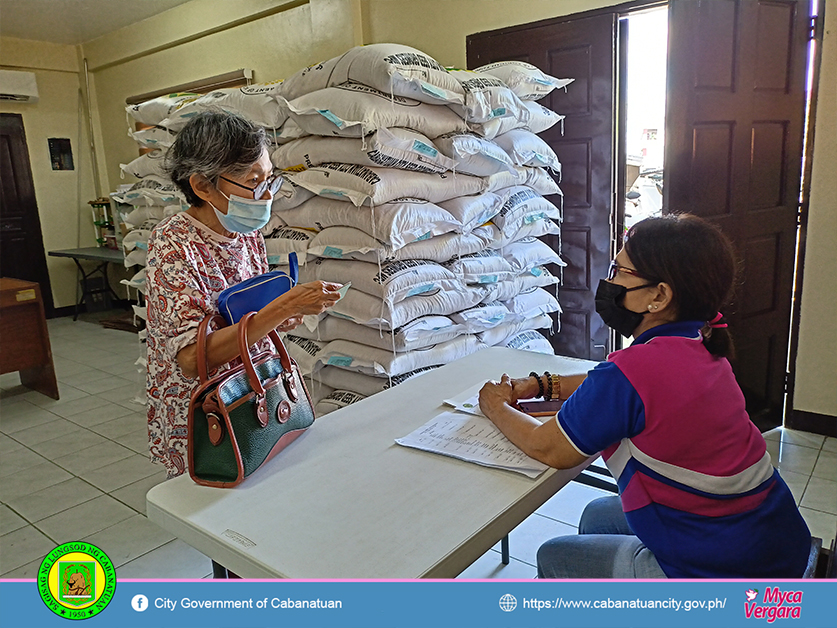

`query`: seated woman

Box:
[479,214,811,578]
[146,110,342,479]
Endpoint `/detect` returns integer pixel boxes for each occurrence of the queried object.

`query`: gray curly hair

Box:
[165,110,270,207]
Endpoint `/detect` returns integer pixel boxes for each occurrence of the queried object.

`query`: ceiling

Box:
[0,0,196,45]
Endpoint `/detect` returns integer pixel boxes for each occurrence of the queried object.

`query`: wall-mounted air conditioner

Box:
[0,70,39,103]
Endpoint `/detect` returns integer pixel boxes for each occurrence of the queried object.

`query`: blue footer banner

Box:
[0,579,833,627]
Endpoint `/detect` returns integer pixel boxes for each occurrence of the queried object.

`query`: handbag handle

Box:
[237,311,298,401]
[196,314,227,383]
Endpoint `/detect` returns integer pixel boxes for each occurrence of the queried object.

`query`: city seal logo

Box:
[38,542,115,620]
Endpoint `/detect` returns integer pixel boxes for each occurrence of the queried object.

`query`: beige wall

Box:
[793,5,837,418]
[360,0,615,67]
[81,0,358,194]
[0,36,99,309]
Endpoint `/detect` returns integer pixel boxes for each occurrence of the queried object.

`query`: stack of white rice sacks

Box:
[264,44,572,415]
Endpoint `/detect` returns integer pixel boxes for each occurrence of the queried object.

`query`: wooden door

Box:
[467,13,618,361]
[665,0,811,430]
[0,114,54,316]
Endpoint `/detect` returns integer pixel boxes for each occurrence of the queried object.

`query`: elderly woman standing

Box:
[146,111,341,478]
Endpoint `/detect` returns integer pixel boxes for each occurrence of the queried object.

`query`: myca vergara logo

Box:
[744,587,802,622]
[38,542,116,620]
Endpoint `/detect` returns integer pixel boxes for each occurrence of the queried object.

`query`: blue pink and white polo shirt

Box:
[557,320,811,578]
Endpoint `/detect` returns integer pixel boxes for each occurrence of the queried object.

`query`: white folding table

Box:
[146,347,598,579]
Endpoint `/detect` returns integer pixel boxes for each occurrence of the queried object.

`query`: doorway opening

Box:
[622,6,668,233]
[615,6,668,350]
[785,0,824,430]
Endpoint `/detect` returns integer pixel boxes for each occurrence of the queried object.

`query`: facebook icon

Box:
[131,594,149,612]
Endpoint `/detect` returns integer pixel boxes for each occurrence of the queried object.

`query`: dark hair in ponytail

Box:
[623,214,738,360]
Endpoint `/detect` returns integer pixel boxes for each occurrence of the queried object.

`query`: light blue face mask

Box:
[210,191,272,234]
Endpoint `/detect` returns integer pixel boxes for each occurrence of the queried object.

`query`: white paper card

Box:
[443,392,485,417]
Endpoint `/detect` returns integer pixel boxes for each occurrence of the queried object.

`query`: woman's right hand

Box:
[510,375,541,402]
[275,281,343,316]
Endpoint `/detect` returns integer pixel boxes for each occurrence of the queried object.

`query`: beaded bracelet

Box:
[544,371,553,400]
[530,371,544,398]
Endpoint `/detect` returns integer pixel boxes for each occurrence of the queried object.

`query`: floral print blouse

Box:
[145,212,272,478]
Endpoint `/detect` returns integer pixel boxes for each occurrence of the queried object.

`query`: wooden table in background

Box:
[0,277,59,399]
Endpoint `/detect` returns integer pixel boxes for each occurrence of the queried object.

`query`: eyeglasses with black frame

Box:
[607,260,653,282]
[219,174,282,199]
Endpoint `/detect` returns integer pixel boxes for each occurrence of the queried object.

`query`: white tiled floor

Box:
[1,312,835,579]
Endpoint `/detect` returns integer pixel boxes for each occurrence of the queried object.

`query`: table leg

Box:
[94,261,122,306]
[20,363,60,400]
[210,561,241,579]
[501,535,510,565]
[211,560,229,579]
[72,258,122,320]
[72,258,84,321]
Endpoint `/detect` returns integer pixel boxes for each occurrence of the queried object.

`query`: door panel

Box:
[665,0,810,429]
[0,114,54,315]
[468,13,617,360]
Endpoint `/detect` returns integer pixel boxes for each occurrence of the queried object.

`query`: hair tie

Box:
[708,312,728,329]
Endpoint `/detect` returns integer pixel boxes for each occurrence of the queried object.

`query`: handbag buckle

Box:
[202,391,221,415]
[255,393,269,428]
[206,412,225,446]
[282,372,298,402]
[277,399,291,423]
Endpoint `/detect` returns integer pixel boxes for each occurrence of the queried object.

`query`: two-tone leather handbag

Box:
[187,311,315,487]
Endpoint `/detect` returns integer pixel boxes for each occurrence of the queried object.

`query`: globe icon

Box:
[499,593,517,612]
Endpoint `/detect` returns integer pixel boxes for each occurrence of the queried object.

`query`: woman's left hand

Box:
[479,374,515,419]
[276,316,303,333]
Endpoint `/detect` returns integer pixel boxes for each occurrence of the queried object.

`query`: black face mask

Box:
[594,279,656,338]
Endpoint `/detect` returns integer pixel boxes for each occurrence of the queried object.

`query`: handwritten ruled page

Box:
[395,411,548,479]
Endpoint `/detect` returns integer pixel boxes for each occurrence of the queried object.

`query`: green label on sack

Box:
[530,267,543,276]
[524,212,546,224]
[320,189,347,198]
[478,274,499,284]
[492,107,507,117]
[416,231,433,241]
[327,356,353,367]
[420,83,446,99]
[322,246,343,258]
[407,283,436,297]
[317,109,345,128]
[412,140,438,158]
